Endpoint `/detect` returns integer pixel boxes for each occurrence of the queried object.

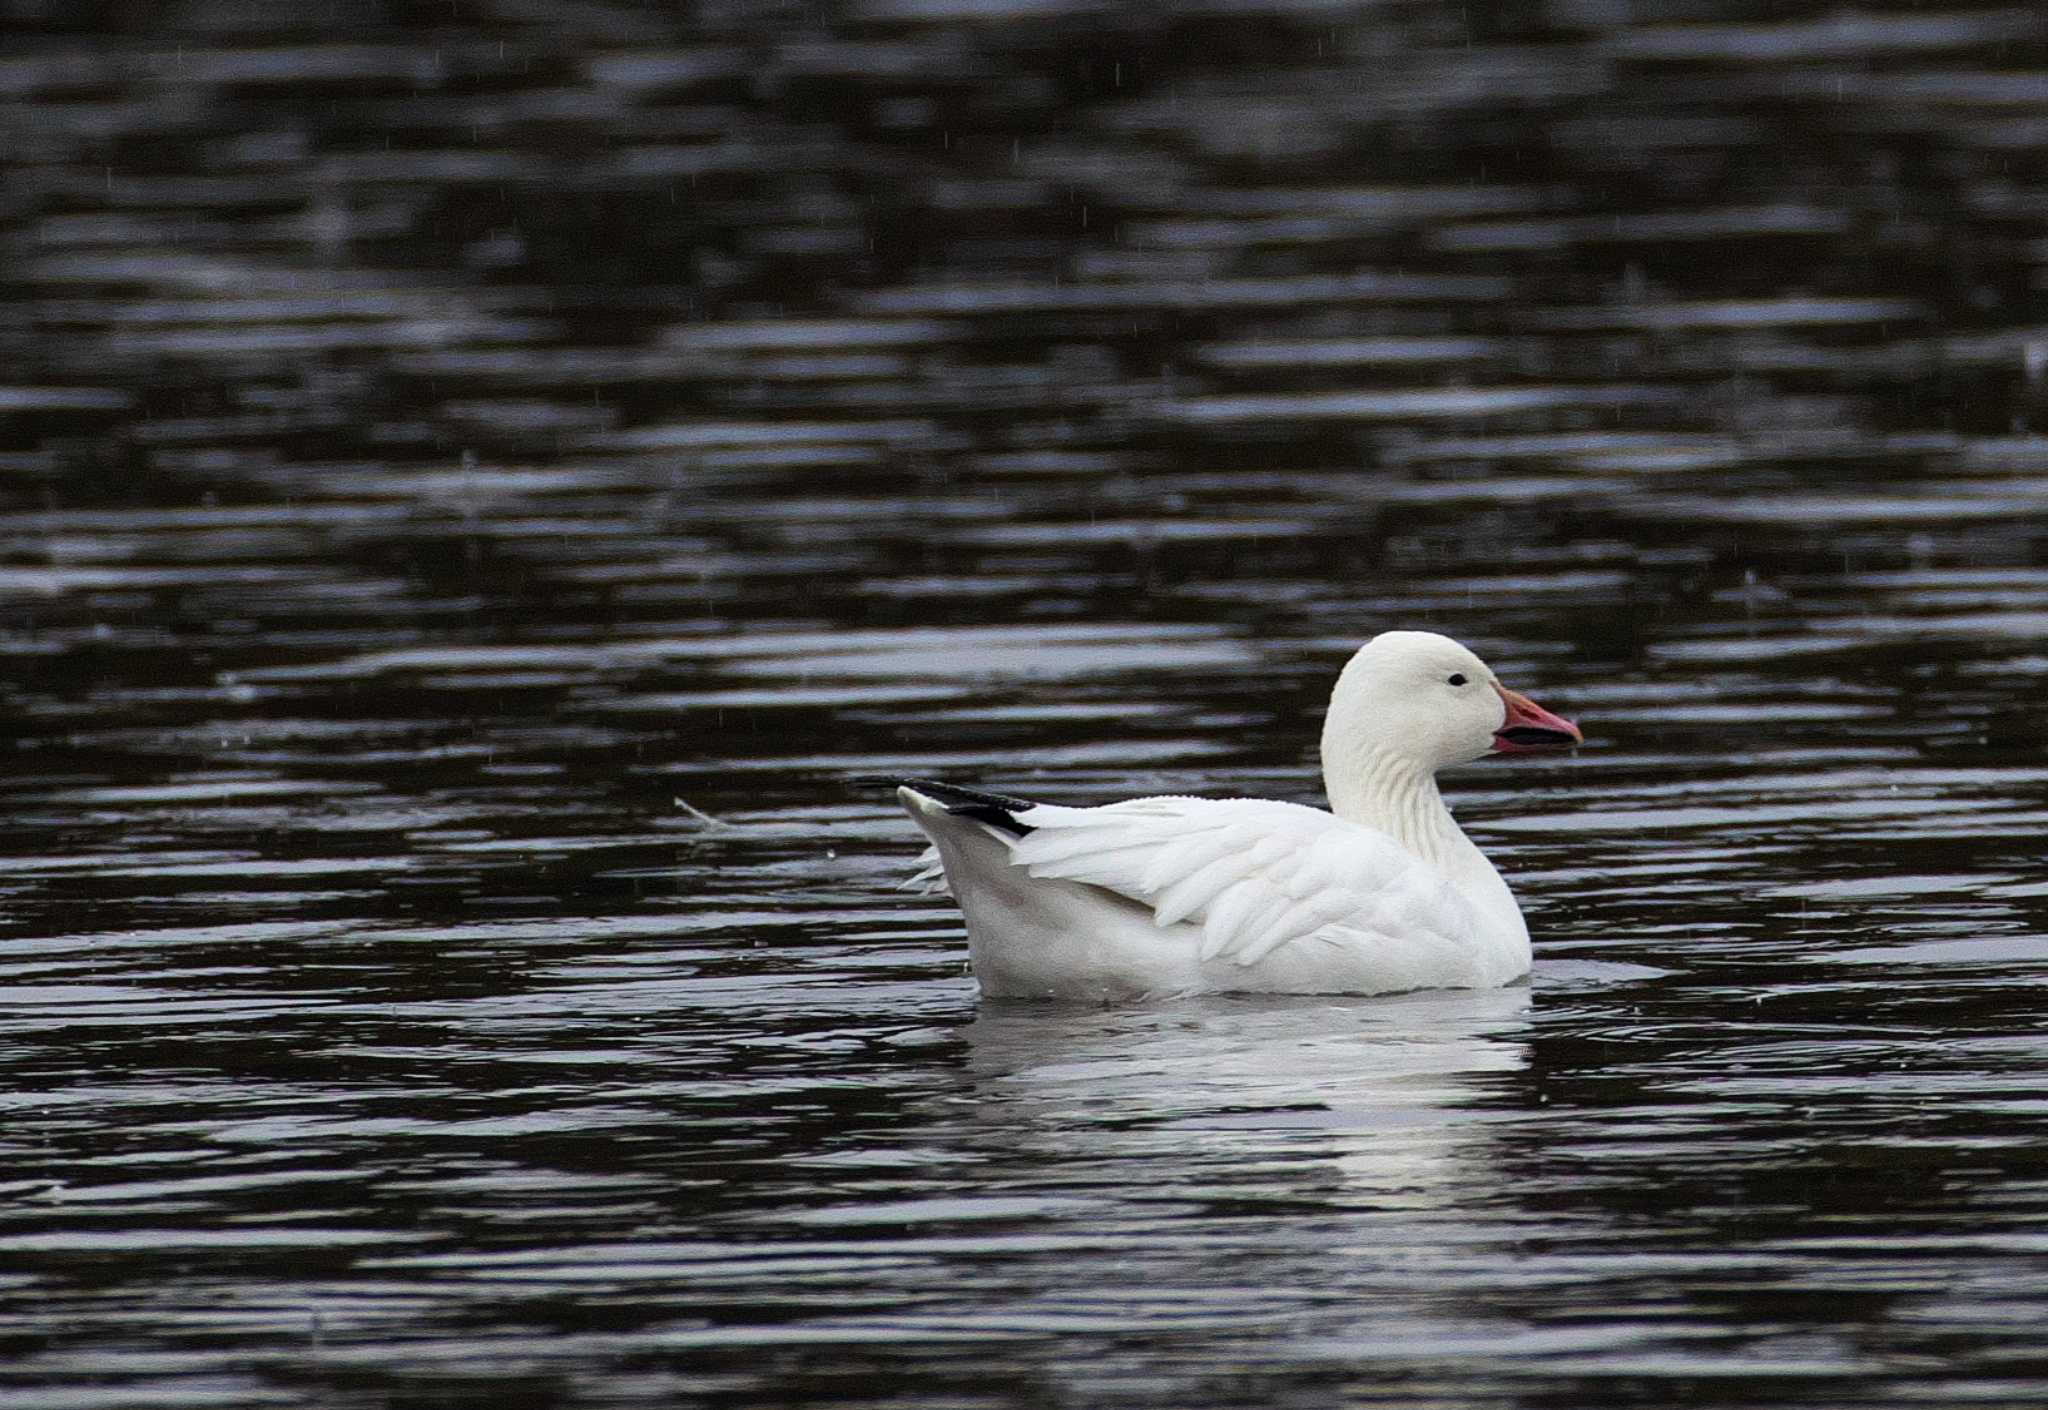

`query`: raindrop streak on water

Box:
[5,3,2048,1408]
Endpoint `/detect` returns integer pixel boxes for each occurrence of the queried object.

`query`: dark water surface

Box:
[6,2,2048,1406]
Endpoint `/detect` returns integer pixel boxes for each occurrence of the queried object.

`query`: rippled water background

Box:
[6,1,2048,1406]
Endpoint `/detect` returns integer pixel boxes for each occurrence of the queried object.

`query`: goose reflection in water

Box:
[952,987,1533,1204]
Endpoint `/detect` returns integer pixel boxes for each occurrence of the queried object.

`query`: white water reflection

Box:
[954,990,1532,1197]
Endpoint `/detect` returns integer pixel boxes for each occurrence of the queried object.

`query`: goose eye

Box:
[1447,673,1468,687]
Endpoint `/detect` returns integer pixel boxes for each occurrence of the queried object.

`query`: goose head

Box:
[1320,630,1581,780]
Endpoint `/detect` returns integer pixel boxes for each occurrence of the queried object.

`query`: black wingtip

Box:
[854,775,1038,837]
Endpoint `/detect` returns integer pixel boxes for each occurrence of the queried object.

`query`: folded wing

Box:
[1004,796,1477,968]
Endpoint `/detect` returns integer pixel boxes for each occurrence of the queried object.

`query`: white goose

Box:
[885,630,1581,1000]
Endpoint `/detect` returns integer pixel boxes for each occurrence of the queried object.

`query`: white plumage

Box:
[889,630,1581,1001]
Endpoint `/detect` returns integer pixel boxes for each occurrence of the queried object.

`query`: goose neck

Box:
[1324,746,1457,860]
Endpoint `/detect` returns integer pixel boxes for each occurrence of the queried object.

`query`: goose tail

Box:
[857,776,1041,898]
[854,775,1038,837]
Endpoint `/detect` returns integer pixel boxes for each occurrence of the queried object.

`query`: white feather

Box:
[1153,841,1266,926]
